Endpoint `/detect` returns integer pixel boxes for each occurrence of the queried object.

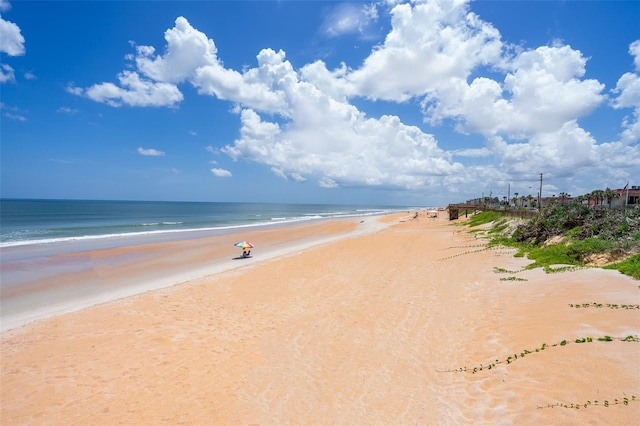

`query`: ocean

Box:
[0,199,410,248]
[1,199,414,329]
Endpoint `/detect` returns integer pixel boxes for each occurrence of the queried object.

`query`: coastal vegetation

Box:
[465,200,640,279]
[437,331,639,410]
[438,334,639,375]
[444,197,639,413]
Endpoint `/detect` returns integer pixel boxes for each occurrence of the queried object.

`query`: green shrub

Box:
[604,254,640,280]
[566,238,614,261]
[464,203,640,279]
[567,226,582,238]
[467,211,502,227]
[526,244,579,268]
[491,222,509,234]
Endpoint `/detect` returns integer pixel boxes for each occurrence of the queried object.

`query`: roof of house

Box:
[615,188,640,195]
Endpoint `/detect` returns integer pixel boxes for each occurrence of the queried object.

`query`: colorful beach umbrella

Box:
[234,241,254,249]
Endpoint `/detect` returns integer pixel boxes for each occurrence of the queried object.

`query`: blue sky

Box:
[1,0,639,206]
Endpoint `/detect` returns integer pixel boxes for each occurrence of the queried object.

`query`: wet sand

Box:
[1,217,378,331]
[1,212,639,424]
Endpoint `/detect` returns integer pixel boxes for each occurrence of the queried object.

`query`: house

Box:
[612,186,640,207]
[539,196,572,207]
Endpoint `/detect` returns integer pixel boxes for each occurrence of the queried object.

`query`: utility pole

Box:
[626,181,630,208]
[538,173,543,208]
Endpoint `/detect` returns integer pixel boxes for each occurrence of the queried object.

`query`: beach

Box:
[1,212,639,424]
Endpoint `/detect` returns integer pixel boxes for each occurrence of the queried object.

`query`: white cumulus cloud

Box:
[494,120,598,177]
[321,2,379,38]
[610,40,640,145]
[74,71,183,107]
[630,40,640,72]
[426,45,605,139]
[73,0,639,198]
[326,0,504,102]
[57,106,78,115]
[211,168,232,177]
[138,147,166,156]
[0,63,15,83]
[0,3,25,57]
[134,17,218,83]
[0,1,25,85]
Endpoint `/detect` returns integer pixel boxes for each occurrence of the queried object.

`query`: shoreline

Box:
[0,211,399,250]
[2,211,638,424]
[1,199,410,250]
[0,213,401,332]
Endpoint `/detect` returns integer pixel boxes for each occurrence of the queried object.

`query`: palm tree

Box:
[591,189,605,206]
[604,187,619,207]
[513,192,519,208]
[558,192,570,204]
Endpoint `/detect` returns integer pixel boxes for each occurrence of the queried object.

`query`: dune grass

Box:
[604,254,640,280]
[465,207,640,280]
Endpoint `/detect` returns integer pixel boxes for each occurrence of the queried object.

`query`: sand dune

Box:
[2,212,638,424]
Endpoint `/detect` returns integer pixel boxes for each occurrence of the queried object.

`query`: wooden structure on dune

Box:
[447,203,539,220]
[447,203,477,220]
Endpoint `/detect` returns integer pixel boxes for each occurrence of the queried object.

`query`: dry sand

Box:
[1,212,639,425]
